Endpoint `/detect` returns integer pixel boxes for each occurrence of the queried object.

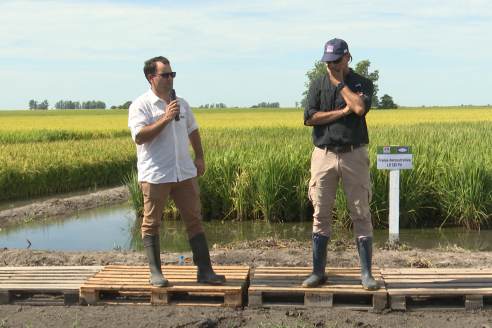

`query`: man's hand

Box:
[194,158,206,177]
[164,99,180,122]
[326,63,344,86]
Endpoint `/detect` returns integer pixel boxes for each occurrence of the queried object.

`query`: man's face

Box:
[149,61,174,93]
[326,54,346,72]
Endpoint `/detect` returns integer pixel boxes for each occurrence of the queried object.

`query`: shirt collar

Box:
[147,89,163,105]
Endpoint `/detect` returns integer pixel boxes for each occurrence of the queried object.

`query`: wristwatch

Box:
[337,82,346,91]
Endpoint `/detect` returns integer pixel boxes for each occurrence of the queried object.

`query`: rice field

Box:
[1,107,492,229]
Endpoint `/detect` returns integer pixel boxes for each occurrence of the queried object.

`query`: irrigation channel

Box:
[1,201,492,252]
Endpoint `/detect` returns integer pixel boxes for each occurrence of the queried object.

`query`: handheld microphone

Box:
[169,89,179,121]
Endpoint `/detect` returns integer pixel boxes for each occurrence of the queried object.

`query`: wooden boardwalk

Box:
[79,265,250,306]
[0,266,104,305]
[249,267,387,310]
[382,268,492,310]
[3,265,492,310]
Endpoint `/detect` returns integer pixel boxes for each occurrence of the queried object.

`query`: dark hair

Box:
[143,56,170,84]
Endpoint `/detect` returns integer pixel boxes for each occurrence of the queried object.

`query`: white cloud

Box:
[2,0,490,61]
[1,0,491,108]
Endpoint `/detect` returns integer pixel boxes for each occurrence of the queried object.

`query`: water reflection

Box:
[0,204,491,252]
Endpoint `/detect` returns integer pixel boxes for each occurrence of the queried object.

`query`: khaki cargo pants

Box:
[140,177,204,240]
[308,146,373,238]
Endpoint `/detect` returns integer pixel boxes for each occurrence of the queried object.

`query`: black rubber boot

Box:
[143,235,168,287]
[357,237,378,290]
[302,232,330,288]
[188,233,226,285]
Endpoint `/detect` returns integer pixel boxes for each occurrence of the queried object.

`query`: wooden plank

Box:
[465,295,483,310]
[249,266,386,310]
[373,294,388,310]
[224,291,242,307]
[0,266,105,271]
[151,290,170,305]
[384,278,492,284]
[104,265,247,270]
[79,289,100,304]
[304,293,333,307]
[382,268,492,274]
[383,274,492,279]
[385,283,492,289]
[387,288,492,295]
[389,295,406,310]
[0,284,94,290]
[81,265,250,307]
[0,266,102,305]
[0,292,13,305]
[248,291,263,307]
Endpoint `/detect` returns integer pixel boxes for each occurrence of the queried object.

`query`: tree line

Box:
[197,103,227,108]
[251,102,280,108]
[28,99,107,110]
[301,59,398,109]
[55,100,106,110]
[29,100,49,110]
[110,101,132,109]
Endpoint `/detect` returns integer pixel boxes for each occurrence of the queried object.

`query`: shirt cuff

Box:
[131,126,143,142]
[187,122,199,135]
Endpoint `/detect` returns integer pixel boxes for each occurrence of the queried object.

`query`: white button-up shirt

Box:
[128,89,199,183]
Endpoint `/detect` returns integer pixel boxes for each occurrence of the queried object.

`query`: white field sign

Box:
[377,146,413,244]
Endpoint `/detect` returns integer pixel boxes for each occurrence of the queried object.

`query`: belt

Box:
[319,144,365,154]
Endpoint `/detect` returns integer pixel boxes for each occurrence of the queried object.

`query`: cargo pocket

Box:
[353,181,372,218]
[362,181,372,206]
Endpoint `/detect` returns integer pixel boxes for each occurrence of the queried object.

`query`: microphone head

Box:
[169,89,177,102]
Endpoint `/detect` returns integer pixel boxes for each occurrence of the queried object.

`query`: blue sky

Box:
[1,0,491,109]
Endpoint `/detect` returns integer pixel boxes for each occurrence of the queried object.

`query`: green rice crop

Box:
[2,108,492,229]
[126,121,492,229]
[0,138,135,199]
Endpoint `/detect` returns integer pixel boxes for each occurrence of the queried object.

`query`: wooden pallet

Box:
[0,266,104,305]
[80,265,250,307]
[249,267,387,310]
[382,268,492,310]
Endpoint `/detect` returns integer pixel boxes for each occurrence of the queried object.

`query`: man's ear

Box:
[147,74,154,84]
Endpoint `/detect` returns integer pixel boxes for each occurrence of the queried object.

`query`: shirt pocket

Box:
[176,112,186,126]
[150,108,166,124]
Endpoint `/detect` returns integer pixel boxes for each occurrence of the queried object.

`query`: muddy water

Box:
[0,204,491,252]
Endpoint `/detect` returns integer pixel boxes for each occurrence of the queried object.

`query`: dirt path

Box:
[1,188,492,327]
[0,186,128,228]
[1,245,492,327]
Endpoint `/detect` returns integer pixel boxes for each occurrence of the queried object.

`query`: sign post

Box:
[377,146,413,244]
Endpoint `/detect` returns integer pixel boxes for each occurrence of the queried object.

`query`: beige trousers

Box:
[309,146,373,238]
[140,177,204,240]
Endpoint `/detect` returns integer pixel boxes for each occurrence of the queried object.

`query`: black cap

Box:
[320,38,349,62]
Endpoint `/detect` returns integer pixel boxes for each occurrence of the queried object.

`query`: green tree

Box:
[121,101,132,109]
[29,99,37,110]
[301,59,379,104]
[371,97,379,108]
[378,94,398,109]
[354,60,379,98]
[302,61,327,99]
[37,99,49,110]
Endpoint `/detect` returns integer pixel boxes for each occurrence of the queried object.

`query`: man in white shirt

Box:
[128,56,225,286]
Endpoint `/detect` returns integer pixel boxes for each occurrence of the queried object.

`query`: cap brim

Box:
[321,53,341,62]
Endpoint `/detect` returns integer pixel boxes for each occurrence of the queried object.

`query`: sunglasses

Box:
[326,55,345,64]
[154,72,176,79]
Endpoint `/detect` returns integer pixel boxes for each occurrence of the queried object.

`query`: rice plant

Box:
[2,108,492,229]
